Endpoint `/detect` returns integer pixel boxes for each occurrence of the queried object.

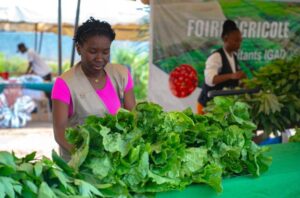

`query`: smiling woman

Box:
[51,17,136,162]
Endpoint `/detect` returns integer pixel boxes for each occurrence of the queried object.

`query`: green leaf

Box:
[0,176,19,198]
[34,162,43,178]
[0,183,5,198]
[224,125,245,147]
[24,180,38,194]
[51,169,70,190]
[100,126,130,157]
[18,163,34,175]
[148,171,180,185]
[0,165,16,176]
[192,164,223,193]
[0,152,16,169]
[129,145,141,164]
[74,179,103,197]
[37,182,57,198]
[245,143,272,177]
[68,127,90,170]
[86,156,111,179]
[22,152,36,163]
[52,150,75,176]
[181,147,207,174]
[123,151,149,186]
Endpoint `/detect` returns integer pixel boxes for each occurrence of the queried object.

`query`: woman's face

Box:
[223,30,242,53]
[77,35,111,75]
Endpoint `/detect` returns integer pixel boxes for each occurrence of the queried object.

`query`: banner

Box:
[148,0,300,112]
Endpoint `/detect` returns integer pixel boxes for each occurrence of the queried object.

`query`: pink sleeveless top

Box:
[51,70,133,116]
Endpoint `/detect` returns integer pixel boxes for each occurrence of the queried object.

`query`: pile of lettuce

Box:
[65,97,272,197]
[0,98,271,197]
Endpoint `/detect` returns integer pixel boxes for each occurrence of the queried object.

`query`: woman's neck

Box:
[88,70,105,79]
[81,65,106,80]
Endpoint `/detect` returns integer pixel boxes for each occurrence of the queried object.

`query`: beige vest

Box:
[59,62,128,161]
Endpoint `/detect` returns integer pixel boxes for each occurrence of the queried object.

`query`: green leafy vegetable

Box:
[0,99,271,197]
[64,99,271,197]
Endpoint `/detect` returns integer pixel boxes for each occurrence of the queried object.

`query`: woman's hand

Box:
[123,89,136,111]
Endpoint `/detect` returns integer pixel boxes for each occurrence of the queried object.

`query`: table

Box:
[157,142,300,198]
[207,87,260,98]
[0,82,53,93]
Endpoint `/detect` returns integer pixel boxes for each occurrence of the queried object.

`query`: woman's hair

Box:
[221,19,239,38]
[73,17,116,45]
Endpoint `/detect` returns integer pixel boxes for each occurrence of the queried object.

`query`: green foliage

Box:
[0,151,102,198]
[0,52,70,76]
[207,56,300,137]
[0,99,271,197]
[65,98,271,197]
[239,56,300,135]
[289,128,300,143]
[111,48,149,102]
[48,61,71,74]
[0,53,27,74]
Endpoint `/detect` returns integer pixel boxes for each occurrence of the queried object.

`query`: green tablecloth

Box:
[157,142,300,198]
[0,83,53,93]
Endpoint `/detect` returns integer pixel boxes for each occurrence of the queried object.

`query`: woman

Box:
[51,17,136,161]
[197,19,246,114]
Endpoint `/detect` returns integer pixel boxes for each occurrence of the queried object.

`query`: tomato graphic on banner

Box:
[169,64,198,98]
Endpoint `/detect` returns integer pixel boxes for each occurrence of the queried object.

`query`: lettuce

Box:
[65,97,271,197]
